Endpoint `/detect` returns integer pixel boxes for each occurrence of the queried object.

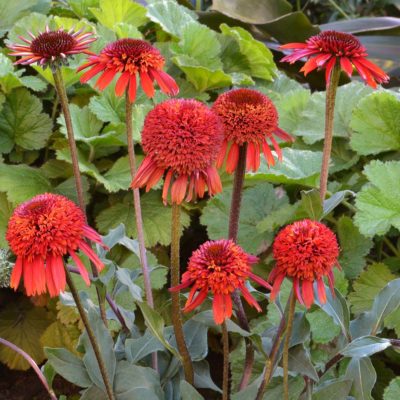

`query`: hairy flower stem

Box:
[171,203,194,384]
[0,338,57,400]
[283,291,296,400]
[65,267,115,400]
[222,321,230,400]
[52,67,107,325]
[319,65,341,201]
[124,92,157,369]
[227,144,254,390]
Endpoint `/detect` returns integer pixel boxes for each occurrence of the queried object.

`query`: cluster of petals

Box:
[78,38,179,102]
[280,30,389,87]
[6,194,105,297]
[170,239,271,324]
[270,219,340,308]
[131,99,224,204]
[7,26,95,67]
[212,88,294,173]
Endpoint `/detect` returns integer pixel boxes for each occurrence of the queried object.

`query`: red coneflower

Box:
[170,239,271,324]
[280,30,389,88]
[7,26,95,67]
[6,193,105,297]
[131,99,223,204]
[212,88,294,173]
[270,219,340,308]
[77,38,179,102]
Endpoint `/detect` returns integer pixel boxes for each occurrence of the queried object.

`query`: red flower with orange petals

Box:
[77,38,179,102]
[280,30,389,88]
[212,88,294,173]
[170,239,271,324]
[7,26,95,68]
[131,99,223,204]
[6,194,105,297]
[270,219,340,308]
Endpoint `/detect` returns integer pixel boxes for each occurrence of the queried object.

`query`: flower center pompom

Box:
[31,31,77,57]
[308,31,365,57]
[272,219,339,282]
[141,99,223,176]
[187,240,251,295]
[6,193,85,261]
[102,38,165,73]
[212,88,278,145]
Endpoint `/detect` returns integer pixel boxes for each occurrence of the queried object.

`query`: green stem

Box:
[65,267,115,400]
[383,237,400,258]
[222,321,230,400]
[52,67,107,326]
[319,65,341,202]
[125,92,157,369]
[171,203,194,383]
[227,144,254,390]
[328,0,351,19]
[283,291,296,400]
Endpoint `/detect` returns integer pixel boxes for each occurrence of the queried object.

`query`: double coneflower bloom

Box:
[7,26,96,68]
[280,30,389,87]
[170,239,271,324]
[212,88,294,173]
[6,194,105,297]
[78,38,179,102]
[270,219,340,308]
[131,98,223,204]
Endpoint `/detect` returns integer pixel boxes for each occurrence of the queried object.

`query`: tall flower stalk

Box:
[280,30,389,200]
[212,88,293,388]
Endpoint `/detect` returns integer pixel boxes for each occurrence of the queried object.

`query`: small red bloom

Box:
[212,88,294,173]
[7,26,95,68]
[6,193,105,297]
[170,240,271,324]
[131,99,223,204]
[270,219,340,308]
[280,30,389,88]
[77,38,179,102]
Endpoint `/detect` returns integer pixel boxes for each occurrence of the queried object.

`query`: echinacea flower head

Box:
[131,99,223,204]
[280,30,389,88]
[270,219,340,308]
[77,38,179,102]
[212,88,294,173]
[170,239,271,324]
[6,193,105,297]
[7,26,96,68]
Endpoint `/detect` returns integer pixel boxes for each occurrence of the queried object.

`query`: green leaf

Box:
[67,0,99,18]
[306,309,341,344]
[0,193,12,247]
[201,183,288,254]
[220,24,276,80]
[350,91,400,155]
[0,88,52,153]
[384,377,400,400]
[114,360,163,400]
[173,55,232,91]
[0,164,51,204]
[348,263,395,314]
[0,0,38,36]
[355,160,400,236]
[54,176,90,206]
[345,357,376,400]
[313,379,352,400]
[125,330,165,364]
[180,381,204,400]
[288,345,319,381]
[89,0,148,30]
[96,191,190,247]
[137,302,179,358]
[6,12,50,43]
[80,307,116,392]
[0,300,51,370]
[297,189,323,220]
[295,82,373,145]
[45,348,92,388]
[89,89,125,125]
[102,156,132,192]
[341,336,391,358]
[116,268,143,302]
[146,0,198,38]
[41,321,80,356]
[337,216,373,279]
